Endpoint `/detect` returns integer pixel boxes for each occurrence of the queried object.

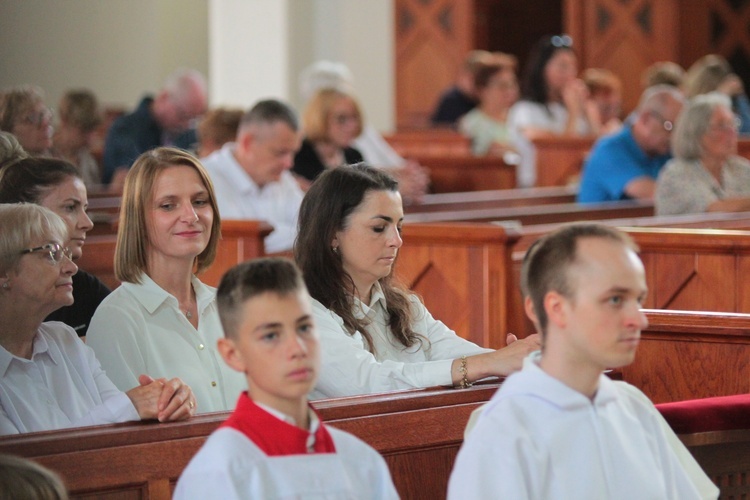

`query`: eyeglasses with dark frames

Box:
[21,243,73,265]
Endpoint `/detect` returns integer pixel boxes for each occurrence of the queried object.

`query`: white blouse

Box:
[310,283,491,399]
[87,274,245,413]
[0,322,138,434]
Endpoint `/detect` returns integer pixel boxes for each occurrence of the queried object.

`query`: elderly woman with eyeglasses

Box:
[655,93,750,215]
[0,204,195,435]
[0,157,110,338]
[0,86,53,156]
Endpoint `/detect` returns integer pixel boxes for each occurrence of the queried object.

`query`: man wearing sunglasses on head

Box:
[578,85,685,203]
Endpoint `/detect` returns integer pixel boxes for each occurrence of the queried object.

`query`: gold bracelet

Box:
[459,355,473,389]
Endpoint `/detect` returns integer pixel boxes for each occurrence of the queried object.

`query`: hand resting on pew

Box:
[126,375,196,422]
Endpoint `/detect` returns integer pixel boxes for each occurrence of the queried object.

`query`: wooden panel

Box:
[397,223,518,348]
[76,220,272,290]
[405,185,577,214]
[413,154,517,192]
[0,385,500,500]
[565,0,679,113]
[532,136,596,187]
[395,0,476,129]
[621,310,750,403]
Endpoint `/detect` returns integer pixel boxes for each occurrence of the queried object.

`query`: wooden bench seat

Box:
[404,199,655,225]
[77,220,273,290]
[405,185,577,213]
[0,384,499,500]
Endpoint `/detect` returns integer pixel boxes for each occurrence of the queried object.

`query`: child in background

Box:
[174,258,398,499]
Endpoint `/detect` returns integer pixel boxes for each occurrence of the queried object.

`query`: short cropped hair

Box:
[115,147,220,283]
[521,223,638,336]
[0,204,68,275]
[0,85,45,132]
[239,99,298,135]
[671,92,733,161]
[0,157,80,204]
[636,84,686,117]
[0,454,68,500]
[217,257,307,339]
[582,68,622,96]
[58,90,102,133]
[474,58,516,91]
[197,107,243,146]
[641,61,685,89]
[162,68,207,105]
[303,88,363,143]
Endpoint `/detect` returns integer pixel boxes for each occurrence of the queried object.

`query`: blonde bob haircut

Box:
[115,147,221,283]
[303,88,363,143]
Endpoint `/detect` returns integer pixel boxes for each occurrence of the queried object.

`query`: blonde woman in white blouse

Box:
[87,147,245,413]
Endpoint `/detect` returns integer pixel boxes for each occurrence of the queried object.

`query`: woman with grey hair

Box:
[0,85,52,156]
[0,204,196,434]
[655,92,750,215]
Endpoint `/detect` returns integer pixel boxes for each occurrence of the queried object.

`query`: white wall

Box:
[0,0,209,110]
[0,0,394,130]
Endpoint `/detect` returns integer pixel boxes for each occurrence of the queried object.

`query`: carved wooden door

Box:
[565,0,679,113]
[394,0,476,129]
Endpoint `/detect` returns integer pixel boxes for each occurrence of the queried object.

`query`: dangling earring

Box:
[1,282,8,290]
[332,246,339,255]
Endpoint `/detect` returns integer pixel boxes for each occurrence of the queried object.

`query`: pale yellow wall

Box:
[0,0,209,110]
[0,0,394,130]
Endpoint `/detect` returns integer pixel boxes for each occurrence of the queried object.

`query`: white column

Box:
[208,0,291,107]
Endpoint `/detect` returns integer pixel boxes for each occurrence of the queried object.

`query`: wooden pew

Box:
[77,220,273,290]
[413,153,517,193]
[404,199,655,225]
[531,135,596,187]
[405,185,577,214]
[397,223,519,349]
[384,129,470,157]
[0,384,500,500]
[1,377,746,499]
[622,309,750,404]
[508,219,750,337]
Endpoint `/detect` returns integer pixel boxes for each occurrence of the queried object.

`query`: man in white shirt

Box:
[201,99,303,253]
[448,223,718,500]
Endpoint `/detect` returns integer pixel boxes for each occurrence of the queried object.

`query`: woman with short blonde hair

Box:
[88,147,245,414]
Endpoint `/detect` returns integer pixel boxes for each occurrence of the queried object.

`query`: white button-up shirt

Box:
[310,283,491,399]
[87,274,245,413]
[0,322,139,434]
[202,143,304,253]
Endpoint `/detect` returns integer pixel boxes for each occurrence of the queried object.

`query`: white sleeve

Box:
[353,125,404,169]
[174,469,244,500]
[86,301,147,392]
[448,407,541,500]
[0,406,19,435]
[312,304,454,398]
[68,341,140,427]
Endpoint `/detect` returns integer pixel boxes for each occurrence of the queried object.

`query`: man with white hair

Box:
[103,68,207,187]
[578,85,685,203]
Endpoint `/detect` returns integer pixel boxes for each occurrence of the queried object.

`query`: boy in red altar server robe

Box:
[174,258,398,499]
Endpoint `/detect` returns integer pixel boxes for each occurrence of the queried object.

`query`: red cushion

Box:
[656,394,750,434]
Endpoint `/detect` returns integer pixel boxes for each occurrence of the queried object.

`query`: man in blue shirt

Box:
[103,69,207,188]
[578,85,684,203]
